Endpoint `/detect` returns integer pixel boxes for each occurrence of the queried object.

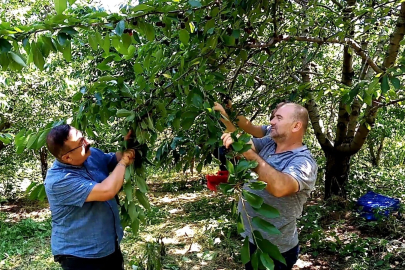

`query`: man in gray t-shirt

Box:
[218,102,318,270]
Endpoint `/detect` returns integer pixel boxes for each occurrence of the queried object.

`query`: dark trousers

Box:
[245,242,299,270]
[54,242,124,270]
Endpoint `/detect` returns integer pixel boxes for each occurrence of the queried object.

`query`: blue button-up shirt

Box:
[44,147,124,258]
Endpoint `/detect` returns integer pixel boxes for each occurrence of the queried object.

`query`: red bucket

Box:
[206,170,229,191]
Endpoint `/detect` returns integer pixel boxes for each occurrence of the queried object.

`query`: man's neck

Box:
[57,158,84,167]
[274,140,303,153]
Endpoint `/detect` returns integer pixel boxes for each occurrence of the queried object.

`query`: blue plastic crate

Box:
[356,191,401,221]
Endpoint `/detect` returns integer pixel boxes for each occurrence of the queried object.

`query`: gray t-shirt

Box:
[238,125,318,253]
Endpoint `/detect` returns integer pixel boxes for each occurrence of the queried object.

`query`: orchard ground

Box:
[1,169,405,270]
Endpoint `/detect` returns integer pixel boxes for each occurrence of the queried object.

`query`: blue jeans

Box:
[245,242,299,270]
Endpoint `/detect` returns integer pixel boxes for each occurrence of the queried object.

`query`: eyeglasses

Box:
[62,138,86,156]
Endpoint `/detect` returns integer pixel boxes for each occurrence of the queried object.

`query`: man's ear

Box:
[61,154,70,163]
[292,121,303,133]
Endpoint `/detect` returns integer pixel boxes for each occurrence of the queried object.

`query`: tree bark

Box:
[324,151,351,199]
[368,136,385,167]
[39,147,48,181]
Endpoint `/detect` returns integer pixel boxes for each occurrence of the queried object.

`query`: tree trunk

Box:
[324,152,352,199]
[368,136,385,167]
[39,147,48,181]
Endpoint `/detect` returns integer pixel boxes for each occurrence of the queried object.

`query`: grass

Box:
[1,169,405,269]
[0,202,59,269]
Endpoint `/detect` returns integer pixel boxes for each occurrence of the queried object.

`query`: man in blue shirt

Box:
[44,124,135,270]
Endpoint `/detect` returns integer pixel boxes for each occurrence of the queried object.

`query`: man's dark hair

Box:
[46,124,72,159]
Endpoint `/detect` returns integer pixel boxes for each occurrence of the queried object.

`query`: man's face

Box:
[269,105,295,141]
[61,127,91,165]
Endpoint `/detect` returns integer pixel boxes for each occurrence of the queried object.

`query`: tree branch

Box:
[301,66,333,151]
[330,0,343,9]
[344,2,405,154]
[335,101,350,145]
[346,99,361,139]
[245,36,383,73]
[375,97,405,108]
[382,2,405,68]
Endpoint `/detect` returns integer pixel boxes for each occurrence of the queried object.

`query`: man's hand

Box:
[213,102,226,115]
[124,130,132,141]
[119,149,135,166]
[221,133,234,149]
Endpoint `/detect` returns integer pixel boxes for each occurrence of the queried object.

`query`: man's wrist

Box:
[117,162,127,168]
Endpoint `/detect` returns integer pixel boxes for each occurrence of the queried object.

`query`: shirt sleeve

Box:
[104,152,118,172]
[252,136,272,153]
[282,156,318,191]
[49,173,96,207]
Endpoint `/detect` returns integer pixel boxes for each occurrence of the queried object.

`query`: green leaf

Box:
[240,50,248,61]
[125,166,131,180]
[390,77,400,90]
[132,4,151,12]
[72,92,83,101]
[29,185,43,200]
[136,175,148,193]
[122,33,132,50]
[219,183,234,193]
[241,237,250,265]
[205,19,215,33]
[236,160,250,173]
[124,182,133,202]
[251,250,260,270]
[9,52,26,67]
[115,20,125,36]
[179,29,190,45]
[57,33,68,46]
[0,52,10,70]
[238,133,251,143]
[381,75,390,94]
[182,111,200,119]
[144,23,155,42]
[68,0,76,4]
[133,63,143,75]
[55,0,67,15]
[259,239,286,266]
[41,36,57,52]
[88,35,98,50]
[252,203,280,219]
[62,40,71,61]
[242,190,264,208]
[25,182,37,194]
[252,217,281,235]
[172,117,180,130]
[26,133,38,149]
[232,141,243,152]
[36,130,49,149]
[131,217,140,235]
[189,0,202,7]
[103,34,110,54]
[135,189,150,210]
[128,202,138,222]
[249,181,267,190]
[116,109,133,117]
[59,27,78,35]
[0,39,12,53]
[33,43,45,71]
[181,118,194,130]
[226,159,234,174]
[260,252,275,270]
[237,213,245,233]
